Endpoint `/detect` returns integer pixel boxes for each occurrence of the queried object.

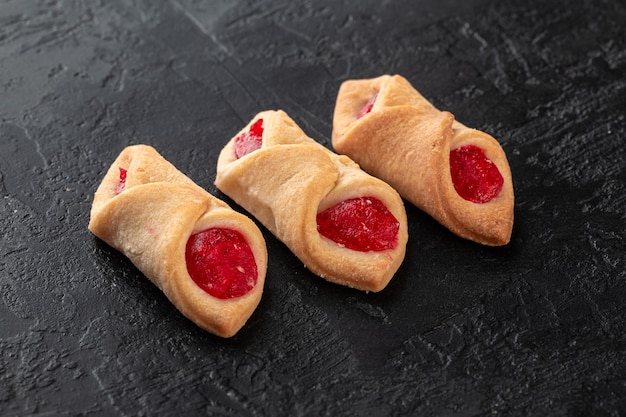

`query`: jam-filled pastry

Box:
[215,110,408,292]
[332,74,514,246]
[89,145,267,338]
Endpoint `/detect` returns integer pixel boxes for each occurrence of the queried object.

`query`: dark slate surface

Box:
[1,0,625,415]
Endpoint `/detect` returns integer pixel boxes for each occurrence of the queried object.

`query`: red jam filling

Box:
[449,145,504,203]
[115,167,127,195]
[234,118,264,159]
[316,197,399,252]
[356,93,378,119]
[185,228,258,299]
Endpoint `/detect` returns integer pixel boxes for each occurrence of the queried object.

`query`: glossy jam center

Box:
[316,197,399,252]
[356,93,378,119]
[449,145,504,203]
[234,118,264,159]
[115,167,127,195]
[185,228,258,299]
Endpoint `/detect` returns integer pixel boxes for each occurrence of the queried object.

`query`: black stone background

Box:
[1,0,625,415]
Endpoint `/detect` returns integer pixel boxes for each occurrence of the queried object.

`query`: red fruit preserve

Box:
[317,197,399,252]
[234,119,264,159]
[450,145,504,203]
[185,228,258,299]
[115,167,127,195]
[356,93,378,119]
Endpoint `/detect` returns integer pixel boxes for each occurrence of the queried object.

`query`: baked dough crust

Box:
[89,145,267,337]
[216,110,408,292]
[332,74,514,246]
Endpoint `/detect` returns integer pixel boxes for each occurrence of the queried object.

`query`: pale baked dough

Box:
[89,145,267,337]
[332,74,514,246]
[215,110,408,292]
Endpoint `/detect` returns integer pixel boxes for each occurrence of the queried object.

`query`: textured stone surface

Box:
[1,0,625,415]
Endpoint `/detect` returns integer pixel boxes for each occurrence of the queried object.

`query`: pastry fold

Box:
[89,145,267,338]
[332,74,514,246]
[215,110,408,292]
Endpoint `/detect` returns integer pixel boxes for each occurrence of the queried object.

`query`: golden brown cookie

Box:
[215,110,408,292]
[89,145,267,337]
[332,74,514,246]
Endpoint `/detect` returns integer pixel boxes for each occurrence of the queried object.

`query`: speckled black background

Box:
[1,0,625,416]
